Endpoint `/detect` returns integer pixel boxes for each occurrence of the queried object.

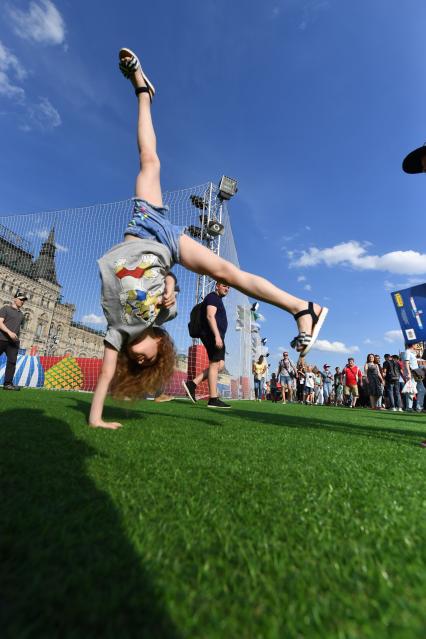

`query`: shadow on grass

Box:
[68,397,223,429]
[227,406,424,444]
[64,396,147,424]
[0,408,180,639]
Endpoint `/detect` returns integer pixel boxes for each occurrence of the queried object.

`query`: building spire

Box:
[33,227,58,284]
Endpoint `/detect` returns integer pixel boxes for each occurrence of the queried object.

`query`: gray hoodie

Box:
[98,238,177,351]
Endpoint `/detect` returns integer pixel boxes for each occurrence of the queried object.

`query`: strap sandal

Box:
[291,302,329,357]
[118,47,156,102]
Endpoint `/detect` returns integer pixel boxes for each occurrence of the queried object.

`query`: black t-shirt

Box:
[383,359,400,383]
[201,292,228,338]
[0,305,24,342]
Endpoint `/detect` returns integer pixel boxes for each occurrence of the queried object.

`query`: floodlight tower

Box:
[189,176,238,306]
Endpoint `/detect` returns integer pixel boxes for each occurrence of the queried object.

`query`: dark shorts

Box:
[201,335,225,363]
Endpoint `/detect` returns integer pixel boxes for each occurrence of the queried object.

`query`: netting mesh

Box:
[0,183,253,398]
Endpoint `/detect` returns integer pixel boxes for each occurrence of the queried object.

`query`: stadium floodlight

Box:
[207,220,224,237]
[218,175,238,201]
[190,194,207,210]
[251,302,259,312]
[187,225,203,239]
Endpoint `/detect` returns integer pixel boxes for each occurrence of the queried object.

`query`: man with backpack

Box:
[383,353,403,411]
[183,282,231,409]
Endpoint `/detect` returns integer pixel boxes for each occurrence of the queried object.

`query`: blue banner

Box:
[391,283,426,344]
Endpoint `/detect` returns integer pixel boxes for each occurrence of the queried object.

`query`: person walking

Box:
[184,282,231,408]
[374,354,385,409]
[333,366,342,406]
[313,367,324,405]
[321,364,333,405]
[277,351,297,403]
[401,343,420,412]
[342,358,362,408]
[0,292,28,391]
[252,354,267,402]
[270,373,279,403]
[364,354,385,410]
[382,353,403,412]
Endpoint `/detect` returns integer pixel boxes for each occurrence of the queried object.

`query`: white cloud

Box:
[0,40,26,101]
[291,240,426,275]
[8,0,66,46]
[27,228,67,251]
[312,339,359,354]
[299,0,330,31]
[0,40,61,131]
[305,225,311,231]
[82,314,107,326]
[384,329,403,343]
[304,283,312,291]
[363,338,373,345]
[384,277,425,292]
[297,275,306,282]
[24,96,61,130]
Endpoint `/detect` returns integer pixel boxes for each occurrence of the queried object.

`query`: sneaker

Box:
[420,440,426,448]
[3,384,21,391]
[398,408,403,412]
[182,380,197,403]
[207,397,231,409]
[391,407,397,412]
[154,394,174,403]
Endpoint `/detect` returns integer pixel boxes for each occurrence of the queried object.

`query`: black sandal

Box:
[118,47,156,102]
[291,302,328,357]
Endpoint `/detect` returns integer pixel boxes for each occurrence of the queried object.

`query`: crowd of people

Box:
[254,346,426,413]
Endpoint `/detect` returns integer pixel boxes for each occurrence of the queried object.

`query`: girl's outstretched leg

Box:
[119,49,162,206]
[179,234,327,353]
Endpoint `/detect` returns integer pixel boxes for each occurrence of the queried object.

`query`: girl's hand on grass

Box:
[89,420,123,430]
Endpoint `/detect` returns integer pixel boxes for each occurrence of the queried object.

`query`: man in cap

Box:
[0,292,28,390]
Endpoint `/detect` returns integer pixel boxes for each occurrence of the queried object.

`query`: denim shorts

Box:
[124,198,186,265]
[280,374,292,386]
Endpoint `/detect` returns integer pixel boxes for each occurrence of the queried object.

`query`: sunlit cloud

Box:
[7,0,66,46]
[291,241,426,275]
[312,339,359,354]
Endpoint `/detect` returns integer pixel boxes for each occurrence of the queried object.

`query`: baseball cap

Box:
[15,292,28,301]
[323,364,330,369]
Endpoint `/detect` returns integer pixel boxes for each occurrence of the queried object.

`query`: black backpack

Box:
[388,360,400,382]
[188,302,204,338]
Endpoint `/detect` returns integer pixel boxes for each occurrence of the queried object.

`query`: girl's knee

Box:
[140,151,160,171]
[213,260,238,285]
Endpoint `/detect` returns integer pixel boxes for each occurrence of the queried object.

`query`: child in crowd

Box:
[270,373,279,403]
[335,381,344,406]
[313,367,324,405]
[88,49,327,428]
[304,366,315,404]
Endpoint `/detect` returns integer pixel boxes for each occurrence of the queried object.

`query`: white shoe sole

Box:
[298,307,329,358]
[182,380,196,403]
[119,47,156,98]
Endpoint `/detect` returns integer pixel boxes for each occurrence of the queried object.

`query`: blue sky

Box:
[0,0,426,372]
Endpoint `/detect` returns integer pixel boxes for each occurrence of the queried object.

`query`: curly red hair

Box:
[110,328,176,400]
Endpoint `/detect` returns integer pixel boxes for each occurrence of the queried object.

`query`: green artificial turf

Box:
[0,390,425,639]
